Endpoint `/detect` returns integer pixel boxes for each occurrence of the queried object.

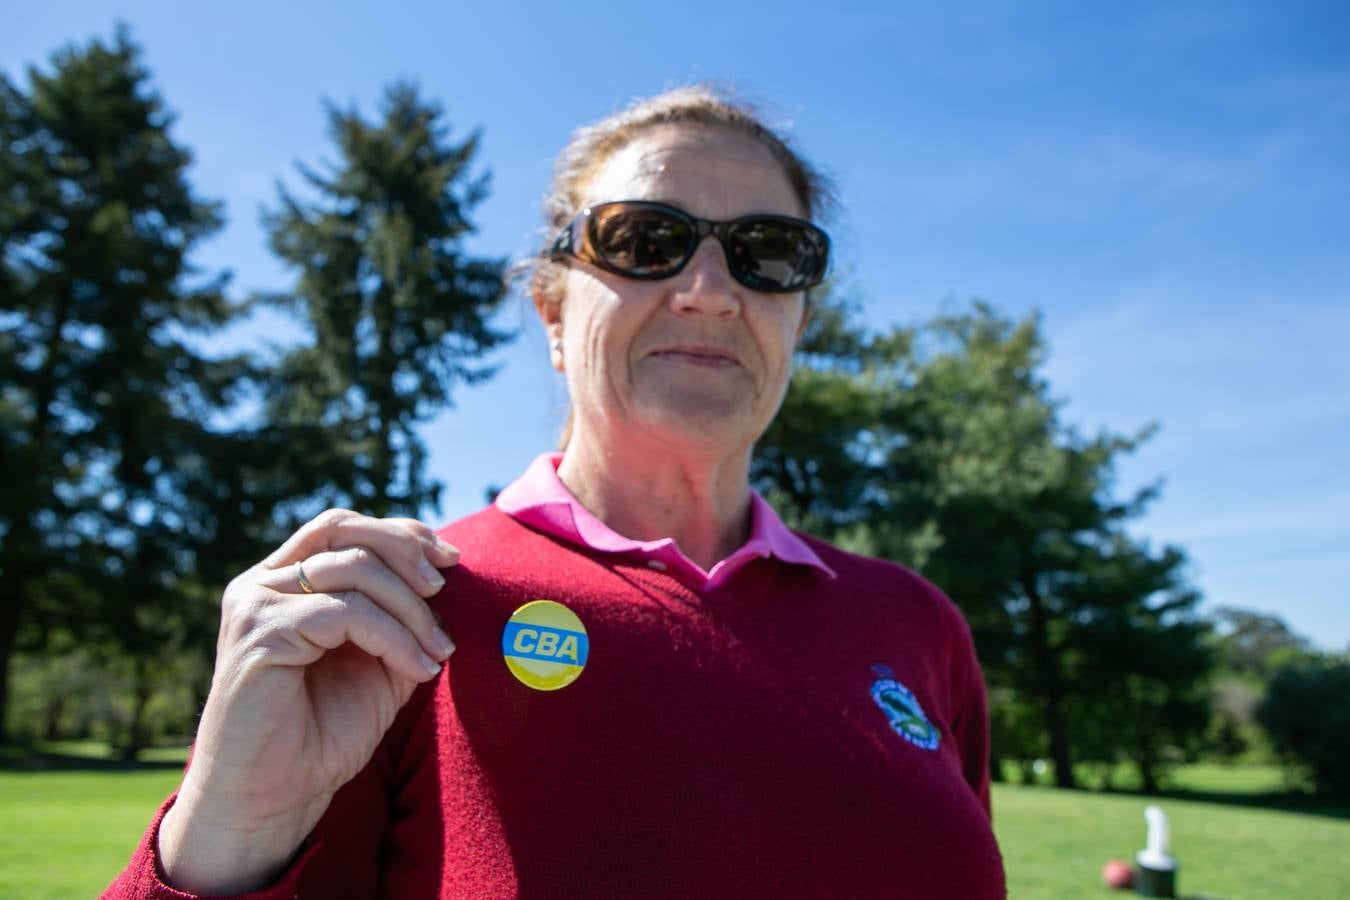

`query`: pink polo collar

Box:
[494,453,837,590]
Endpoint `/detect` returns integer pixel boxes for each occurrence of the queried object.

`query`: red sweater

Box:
[106,506,1005,898]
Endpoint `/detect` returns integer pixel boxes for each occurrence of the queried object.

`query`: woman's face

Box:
[547,124,809,458]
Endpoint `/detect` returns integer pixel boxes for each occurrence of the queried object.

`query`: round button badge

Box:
[501,600,589,691]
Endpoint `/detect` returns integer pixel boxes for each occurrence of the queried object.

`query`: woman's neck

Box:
[556,427,753,572]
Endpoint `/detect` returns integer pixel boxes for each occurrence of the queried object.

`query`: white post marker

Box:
[1134,804,1178,898]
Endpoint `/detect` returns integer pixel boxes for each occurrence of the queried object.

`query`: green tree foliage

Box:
[1257,656,1350,797]
[755,297,1214,789]
[261,83,509,518]
[1057,538,1213,790]
[1212,606,1313,679]
[1202,606,1316,767]
[0,29,272,751]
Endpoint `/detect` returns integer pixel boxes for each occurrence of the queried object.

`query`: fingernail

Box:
[435,538,460,563]
[432,626,456,659]
[420,653,442,677]
[420,559,445,589]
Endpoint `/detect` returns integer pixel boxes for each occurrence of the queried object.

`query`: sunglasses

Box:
[548,200,830,294]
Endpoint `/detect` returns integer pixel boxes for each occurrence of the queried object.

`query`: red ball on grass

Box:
[1101,858,1134,890]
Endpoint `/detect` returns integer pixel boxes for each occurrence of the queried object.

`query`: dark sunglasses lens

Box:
[727,220,827,291]
[591,207,692,276]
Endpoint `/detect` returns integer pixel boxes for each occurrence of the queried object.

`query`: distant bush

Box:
[1256,656,1350,797]
[4,651,117,743]
[4,650,206,753]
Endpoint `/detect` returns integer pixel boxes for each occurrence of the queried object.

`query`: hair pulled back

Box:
[528,83,834,314]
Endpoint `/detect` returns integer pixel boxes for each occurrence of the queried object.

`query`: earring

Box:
[551,338,563,354]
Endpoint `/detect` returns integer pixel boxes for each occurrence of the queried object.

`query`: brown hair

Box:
[528,83,835,317]
[526,84,835,448]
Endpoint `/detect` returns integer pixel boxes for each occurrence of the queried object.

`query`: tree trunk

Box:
[372,412,392,518]
[0,567,27,743]
[1022,573,1077,789]
[1136,755,1159,794]
[43,693,66,742]
[119,657,154,761]
[370,284,397,519]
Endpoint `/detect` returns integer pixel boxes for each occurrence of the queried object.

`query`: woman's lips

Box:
[650,348,739,367]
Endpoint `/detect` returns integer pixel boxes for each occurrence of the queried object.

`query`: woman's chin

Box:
[626,401,763,455]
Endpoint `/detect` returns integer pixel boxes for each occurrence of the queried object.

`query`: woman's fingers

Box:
[291,590,447,683]
[260,509,458,598]
[227,508,461,681]
[243,588,448,685]
[384,517,461,568]
[259,546,455,662]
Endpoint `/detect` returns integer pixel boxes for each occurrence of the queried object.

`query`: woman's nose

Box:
[668,237,740,317]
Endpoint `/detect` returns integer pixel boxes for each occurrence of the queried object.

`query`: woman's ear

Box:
[795,300,811,344]
[548,322,565,372]
[534,289,565,372]
[532,287,561,328]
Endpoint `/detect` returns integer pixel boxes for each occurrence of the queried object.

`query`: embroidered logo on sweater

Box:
[502,599,589,691]
[869,664,940,750]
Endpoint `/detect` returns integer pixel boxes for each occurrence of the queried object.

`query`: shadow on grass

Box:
[0,741,187,773]
[1001,779,1350,824]
[1134,785,1350,823]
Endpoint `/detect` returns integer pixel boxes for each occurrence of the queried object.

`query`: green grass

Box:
[1165,763,1292,794]
[1,750,1347,898]
[993,773,1350,899]
[0,760,186,899]
[998,761,1300,795]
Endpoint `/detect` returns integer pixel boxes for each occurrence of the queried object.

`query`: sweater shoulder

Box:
[435,503,519,544]
[434,504,564,574]
[794,531,974,643]
[432,505,591,595]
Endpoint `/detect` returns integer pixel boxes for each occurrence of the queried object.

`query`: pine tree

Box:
[0,28,248,744]
[261,83,509,518]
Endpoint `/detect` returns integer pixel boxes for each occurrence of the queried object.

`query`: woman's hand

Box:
[156,509,459,895]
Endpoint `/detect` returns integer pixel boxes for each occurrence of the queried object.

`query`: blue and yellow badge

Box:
[502,600,589,691]
[869,663,940,751]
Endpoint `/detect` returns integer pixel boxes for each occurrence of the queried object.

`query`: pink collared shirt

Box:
[494,453,837,591]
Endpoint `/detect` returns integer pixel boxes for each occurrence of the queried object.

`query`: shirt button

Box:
[646,559,668,571]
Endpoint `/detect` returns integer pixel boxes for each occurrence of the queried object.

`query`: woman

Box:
[107,86,1005,898]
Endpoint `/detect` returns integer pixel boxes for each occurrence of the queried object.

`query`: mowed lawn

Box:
[2,754,1348,898]
[994,774,1350,898]
[1,765,183,898]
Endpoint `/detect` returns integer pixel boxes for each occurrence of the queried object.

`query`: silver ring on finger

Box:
[295,559,317,594]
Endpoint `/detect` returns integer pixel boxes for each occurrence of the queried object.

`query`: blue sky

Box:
[7,1,1348,648]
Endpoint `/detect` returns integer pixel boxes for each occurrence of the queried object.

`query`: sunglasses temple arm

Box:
[548,222,576,259]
